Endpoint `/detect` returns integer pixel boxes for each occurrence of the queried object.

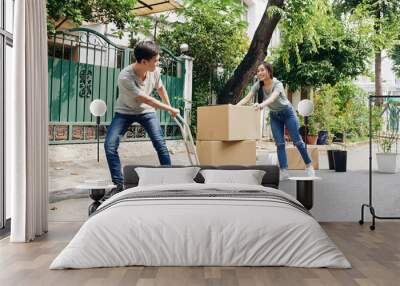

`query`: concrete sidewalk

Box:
[49,140,190,202]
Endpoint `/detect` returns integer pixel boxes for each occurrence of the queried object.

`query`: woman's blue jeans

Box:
[104,112,171,185]
[269,106,312,169]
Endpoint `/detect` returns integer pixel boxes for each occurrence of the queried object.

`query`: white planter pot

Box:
[376,153,400,173]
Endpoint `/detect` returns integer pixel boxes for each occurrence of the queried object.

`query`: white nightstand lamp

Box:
[89,99,107,162]
[298,99,314,148]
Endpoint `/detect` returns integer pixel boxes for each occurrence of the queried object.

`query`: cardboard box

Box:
[197,104,260,141]
[196,140,256,165]
[287,146,319,170]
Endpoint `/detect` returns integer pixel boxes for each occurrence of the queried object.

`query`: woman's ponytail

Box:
[257,81,264,104]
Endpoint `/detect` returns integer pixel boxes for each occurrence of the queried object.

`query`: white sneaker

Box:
[280,169,290,181]
[305,166,315,177]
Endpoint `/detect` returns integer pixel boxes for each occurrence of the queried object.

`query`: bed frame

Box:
[123,165,280,190]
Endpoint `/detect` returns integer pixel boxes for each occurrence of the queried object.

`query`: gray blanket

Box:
[92,188,311,217]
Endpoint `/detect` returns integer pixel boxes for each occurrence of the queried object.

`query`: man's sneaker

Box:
[102,183,123,201]
[280,169,290,181]
[305,165,315,177]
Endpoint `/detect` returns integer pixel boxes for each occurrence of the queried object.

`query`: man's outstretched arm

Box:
[136,94,179,117]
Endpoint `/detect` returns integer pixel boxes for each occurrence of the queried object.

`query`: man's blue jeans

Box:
[104,112,171,185]
[270,106,312,169]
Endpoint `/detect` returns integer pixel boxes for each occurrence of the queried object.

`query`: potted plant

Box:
[306,118,318,145]
[313,102,330,145]
[376,135,400,173]
[298,116,318,145]
[312,88,338,145]
[375,103,400,173]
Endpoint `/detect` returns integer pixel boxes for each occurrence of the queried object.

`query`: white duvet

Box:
[50,183,351,269]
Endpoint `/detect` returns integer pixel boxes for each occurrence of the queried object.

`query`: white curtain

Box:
[8,0,48,242]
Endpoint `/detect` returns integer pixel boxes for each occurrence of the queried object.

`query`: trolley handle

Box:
[172,113,200,165]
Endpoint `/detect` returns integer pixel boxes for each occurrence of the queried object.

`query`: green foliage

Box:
[332,0,363,16]
[333,1,400,58]
[274,0,330,69]
[380,137,393,153]
[390,45,400,78]
[127,14,172,45]
[312,85,340,133]
[377,102,400,152]
[272,3,372,91]
[307,117,318,136]
[348,0,400,53]
[371,104,384,138]
[156,0,249,136]
[312,81,370,139]
[297,112,318,136]
[46,0,138,32]
[128,17,155,47]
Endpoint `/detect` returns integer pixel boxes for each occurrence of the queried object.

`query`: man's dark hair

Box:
[134,41,160,63]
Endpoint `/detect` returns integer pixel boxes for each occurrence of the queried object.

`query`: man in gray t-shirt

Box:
[104,41,179,199]
[115,63,163,115]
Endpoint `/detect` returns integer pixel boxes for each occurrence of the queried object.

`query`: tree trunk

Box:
[374,3,382,104]
[218,0,285,104]
[55,17,69,31]
[375,50,382,100]
[300,86,312,100]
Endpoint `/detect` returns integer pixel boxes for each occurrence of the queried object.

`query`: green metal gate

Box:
[47,28,185,144]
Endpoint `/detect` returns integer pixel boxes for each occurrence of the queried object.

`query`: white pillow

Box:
[135,167,200,186]
[200,169,266,185]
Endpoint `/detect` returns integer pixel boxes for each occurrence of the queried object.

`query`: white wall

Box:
[86,23,133,48]
[77,46,119,67]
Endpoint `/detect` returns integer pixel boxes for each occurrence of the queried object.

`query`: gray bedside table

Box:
[288,177,321,210]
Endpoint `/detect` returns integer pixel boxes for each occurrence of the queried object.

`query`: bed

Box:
[50,165,350,269]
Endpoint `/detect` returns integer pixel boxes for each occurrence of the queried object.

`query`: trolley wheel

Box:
[358,220,364,225]
[370,225,375,231]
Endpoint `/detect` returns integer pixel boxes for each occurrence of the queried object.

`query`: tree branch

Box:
[218,0,285,104]
[55,17,69,30]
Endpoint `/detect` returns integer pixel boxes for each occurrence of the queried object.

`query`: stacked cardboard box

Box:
[287,146,319,170]
[196,105,260,165]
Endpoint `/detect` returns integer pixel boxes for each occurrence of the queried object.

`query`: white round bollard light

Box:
[180,43,189,54]
[298,99,314,117]
[90,99,107,117]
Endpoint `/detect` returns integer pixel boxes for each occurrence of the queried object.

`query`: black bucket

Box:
[327,150,336,170]
[333,150,347,172]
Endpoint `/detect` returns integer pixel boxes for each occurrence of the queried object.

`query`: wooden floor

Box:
[0,222,399,286]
